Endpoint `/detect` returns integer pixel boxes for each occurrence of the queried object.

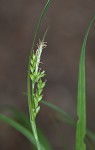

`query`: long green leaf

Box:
[0,114,49,150]
[31,0,51,52]
[42,100,75,126]
[0,114,35,145]
[42,100,95,145]
[76,15,95,150]
[0,105,31,129]
[0,106,52,150]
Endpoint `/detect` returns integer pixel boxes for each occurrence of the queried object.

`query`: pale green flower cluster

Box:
[30,40,47,118]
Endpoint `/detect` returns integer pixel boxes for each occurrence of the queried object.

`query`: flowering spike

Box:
[30,39,47,118]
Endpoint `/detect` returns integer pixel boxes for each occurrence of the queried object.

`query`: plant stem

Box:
[31,82,41,150]
[31,119,41,150]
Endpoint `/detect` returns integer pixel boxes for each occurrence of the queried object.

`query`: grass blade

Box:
[27,1,51,150]
[31,0,51,52]
[37,127,52,150]
[27,0,51,104]
[42,100,75,126]
[0,114,36,145]
[42,100,95,146]
[0,114,49,150]
[76,15,95,150]
[0,105,31,129]
[0,105,52,150]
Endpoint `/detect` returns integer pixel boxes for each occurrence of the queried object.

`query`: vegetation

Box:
[0,1,95,150]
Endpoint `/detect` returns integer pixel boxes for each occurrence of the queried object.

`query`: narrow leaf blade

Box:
[42,100,95,145]
[0,114,35,145]
[76,16,95,150]
[42,100,75,126]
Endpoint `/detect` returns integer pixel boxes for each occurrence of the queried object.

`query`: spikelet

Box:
[30,39,47,118]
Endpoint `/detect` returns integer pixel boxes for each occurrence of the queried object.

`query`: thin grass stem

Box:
[31,120,41,150]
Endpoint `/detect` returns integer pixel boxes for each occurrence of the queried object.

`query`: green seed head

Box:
[30,39,47,119]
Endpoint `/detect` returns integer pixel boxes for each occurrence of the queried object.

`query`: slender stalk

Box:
[27,2,50,149]
[28,39,47,150]
[31,120,41,150]
[31,81,42,150]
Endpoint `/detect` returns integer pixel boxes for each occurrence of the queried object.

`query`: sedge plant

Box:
[0,1,95,150]
[75,15,95,150]
[28,39,47,150]
[27,1,51,150]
